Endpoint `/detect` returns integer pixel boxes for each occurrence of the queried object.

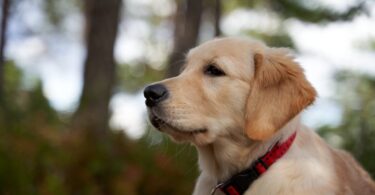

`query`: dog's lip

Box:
[150,114,207,135]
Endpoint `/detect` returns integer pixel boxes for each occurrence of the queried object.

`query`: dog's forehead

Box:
[188,38,251,59]
[184,38,264,80]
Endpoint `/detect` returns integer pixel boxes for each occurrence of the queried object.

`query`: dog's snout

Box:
[144,84,169,107]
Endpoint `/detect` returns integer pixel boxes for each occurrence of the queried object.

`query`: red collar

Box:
[212,132,297,195]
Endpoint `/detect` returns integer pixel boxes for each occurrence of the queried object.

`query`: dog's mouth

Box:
[150,114,207,136]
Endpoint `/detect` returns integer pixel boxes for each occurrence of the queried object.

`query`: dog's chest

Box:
[242,159,338,195]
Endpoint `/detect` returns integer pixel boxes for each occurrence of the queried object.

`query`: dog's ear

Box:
[245,48,317,140]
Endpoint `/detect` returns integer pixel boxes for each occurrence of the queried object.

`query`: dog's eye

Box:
[204,65,225,77]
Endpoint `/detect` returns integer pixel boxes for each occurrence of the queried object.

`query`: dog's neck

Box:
[195,115,301,182]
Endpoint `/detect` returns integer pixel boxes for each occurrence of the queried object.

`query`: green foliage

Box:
[356,37,375,51]
[245,30,295,48]
[223,0,366,23]
[0,61,60,132]
[369,39,375,50]
[318,71,375,177]
[269,0,366,23]
[222,0,365,52]
[0,129,198,195]
[223,1,259,12]
[3,60,22,96]
[0,62,62,194]
[43,0,82,28]
[0,62,197,195]
[117,63,164,93]
[4,0,374,194]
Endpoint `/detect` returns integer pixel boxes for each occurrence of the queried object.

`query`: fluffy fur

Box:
[146,37,375,195]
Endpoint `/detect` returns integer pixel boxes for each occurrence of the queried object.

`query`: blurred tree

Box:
[221,0,367,49]
[166,0,203,77]
[0,0,10,97]
[318,71,375,177]
[0,61,60,132]
[0,0,373,194]
[0,62,198,195]
[43,0,80,28]
[245,30,295,48]
[72,0,121,136]
[165,0,367,78]
[268,0,366,23]
[356,37,375,51]
[117,63,164,93]
[224,0,366,23]
[205,0,222,37]
[213,0,222,36]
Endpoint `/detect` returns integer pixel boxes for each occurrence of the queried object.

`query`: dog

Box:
[144,37,375,195]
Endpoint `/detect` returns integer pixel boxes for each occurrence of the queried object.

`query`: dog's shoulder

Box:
[331,146,375,195]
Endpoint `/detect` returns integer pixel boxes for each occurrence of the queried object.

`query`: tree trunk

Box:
[214,0,222,36]
[166,0,203,77]
[72,0,121,136]
[0,0,10,97]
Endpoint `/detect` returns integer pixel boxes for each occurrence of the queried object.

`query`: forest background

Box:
[0,0,375,194]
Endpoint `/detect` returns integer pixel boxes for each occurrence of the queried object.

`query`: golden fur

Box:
[146,37,375,195]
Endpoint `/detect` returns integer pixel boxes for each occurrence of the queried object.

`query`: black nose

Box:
[144,84,169,107]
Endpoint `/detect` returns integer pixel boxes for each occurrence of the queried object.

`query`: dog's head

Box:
[144,38,316,145]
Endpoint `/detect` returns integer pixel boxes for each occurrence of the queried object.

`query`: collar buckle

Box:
[210,183,224,195]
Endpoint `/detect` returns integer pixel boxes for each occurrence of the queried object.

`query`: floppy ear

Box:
[245,48,317,140]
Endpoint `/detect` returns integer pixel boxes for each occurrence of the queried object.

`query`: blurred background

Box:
[0,0,374,194]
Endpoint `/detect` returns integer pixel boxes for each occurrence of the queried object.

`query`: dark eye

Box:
[204,64,225,76]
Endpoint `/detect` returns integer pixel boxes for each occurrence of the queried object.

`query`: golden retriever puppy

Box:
[144,37,375,195]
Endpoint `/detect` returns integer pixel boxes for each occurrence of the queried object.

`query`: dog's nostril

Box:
[143,84,168,107]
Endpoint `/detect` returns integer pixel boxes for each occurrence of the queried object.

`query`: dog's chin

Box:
[149,114,212,145]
